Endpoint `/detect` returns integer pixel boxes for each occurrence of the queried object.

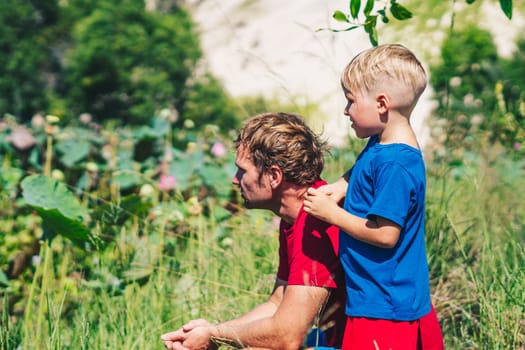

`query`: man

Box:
[161,112,346,350]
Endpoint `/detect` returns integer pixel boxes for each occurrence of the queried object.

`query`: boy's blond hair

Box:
[341,44,427,115]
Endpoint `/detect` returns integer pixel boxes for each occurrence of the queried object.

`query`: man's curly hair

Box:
[235,112,329,186]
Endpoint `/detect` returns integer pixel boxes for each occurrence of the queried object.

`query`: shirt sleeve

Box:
[276,227,289,281]
[368,162,416,227]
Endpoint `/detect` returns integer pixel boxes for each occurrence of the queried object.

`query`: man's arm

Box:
[164,282,329,350]
[218,278,286,328]
[162,279,285,350]
[210,285,329,350]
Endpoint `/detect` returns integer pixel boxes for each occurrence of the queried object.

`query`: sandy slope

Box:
[187,0,523,147]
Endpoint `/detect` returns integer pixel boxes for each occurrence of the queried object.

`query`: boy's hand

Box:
[303,187,339,224]
[318,181,347,204]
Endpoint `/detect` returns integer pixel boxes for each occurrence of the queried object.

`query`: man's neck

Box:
[276,183,309,225]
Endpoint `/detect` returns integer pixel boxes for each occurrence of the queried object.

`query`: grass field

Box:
[1,140,523,350]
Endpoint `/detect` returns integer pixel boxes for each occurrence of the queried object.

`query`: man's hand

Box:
[161,319,216,350]
[161,327,186,350]
[303,187,340,224]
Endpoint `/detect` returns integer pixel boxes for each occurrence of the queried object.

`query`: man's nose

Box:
[232,172,240,185]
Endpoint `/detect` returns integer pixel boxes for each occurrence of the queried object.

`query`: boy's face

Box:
[232,145,274,210]
[343,87,384,138]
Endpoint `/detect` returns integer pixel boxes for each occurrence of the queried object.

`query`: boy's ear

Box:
[376,93,390,114]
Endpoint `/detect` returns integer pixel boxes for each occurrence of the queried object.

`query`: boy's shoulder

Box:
[361,138,424,170]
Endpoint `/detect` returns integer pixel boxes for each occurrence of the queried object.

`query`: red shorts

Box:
[341,305,444,350]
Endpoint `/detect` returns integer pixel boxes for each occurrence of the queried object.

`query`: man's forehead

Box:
[235,145,252,163]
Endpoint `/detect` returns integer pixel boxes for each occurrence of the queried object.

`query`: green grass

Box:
[1,148,524,349]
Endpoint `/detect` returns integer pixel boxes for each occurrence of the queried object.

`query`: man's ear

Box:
[268,165,283,189]
[376,93,390,114]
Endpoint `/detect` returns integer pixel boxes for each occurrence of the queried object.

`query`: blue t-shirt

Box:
[340,135,431,321]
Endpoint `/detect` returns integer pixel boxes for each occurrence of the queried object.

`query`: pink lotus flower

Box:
[9,126,36,150]
[211,142,227,158]
[31,113,45,128]
[79,113,92,125]
[158,174,177,191]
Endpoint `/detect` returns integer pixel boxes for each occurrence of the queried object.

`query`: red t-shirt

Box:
[277,180,346,348]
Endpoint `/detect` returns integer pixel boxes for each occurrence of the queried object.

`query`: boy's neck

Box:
[377,114,419,149]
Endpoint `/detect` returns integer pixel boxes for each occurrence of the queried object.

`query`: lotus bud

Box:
[186,142,197,154]
[85,162,99,173]
[51,169,65,181]
[45,115,60,124]
[139,183,155,198]
[187,196,202,216]
[183,119,195,129]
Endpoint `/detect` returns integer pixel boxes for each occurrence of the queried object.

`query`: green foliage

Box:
[0,0,241,133]
[21,175,98,247]
[430,26,499,124]
[63,1,201,125]
[0,1,54,119]
[327,0,513,46]
[180,73,241,133]
[1,126,524,347]
[325,0,414,45]
[425,154,525,348]
[499,37,525,146]
[428,25,525,161]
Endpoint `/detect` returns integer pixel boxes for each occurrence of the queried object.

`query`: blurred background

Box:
[1,1,524,349]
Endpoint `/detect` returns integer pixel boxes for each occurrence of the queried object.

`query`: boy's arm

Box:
[303,187,400,248]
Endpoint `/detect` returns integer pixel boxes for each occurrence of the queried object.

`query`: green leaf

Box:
[199,163,233,200]
[121,244,156,284]
[364,0,375,16]
[169,158,195,190]
[21,175,98,247]
[364,16,378,46]
[390,2,413,20]
[112,171,141,190]
[21,175,88,220]
[57,139,91,167]
[378,9,390,23]
[328,25,360,33]
[91,194,151,227]
[38,209,95,247]
[350,0,361,19]
[332,10,349,23]
[466,0,476,3]
[369,27,378,46]
[499,0,512,19]
[0,269,9,287]
[211,205,232,222]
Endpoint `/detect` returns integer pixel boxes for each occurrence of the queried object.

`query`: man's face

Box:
[232,145,274,210]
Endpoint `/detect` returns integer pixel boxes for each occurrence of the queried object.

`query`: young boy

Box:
[303,44,444,349]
